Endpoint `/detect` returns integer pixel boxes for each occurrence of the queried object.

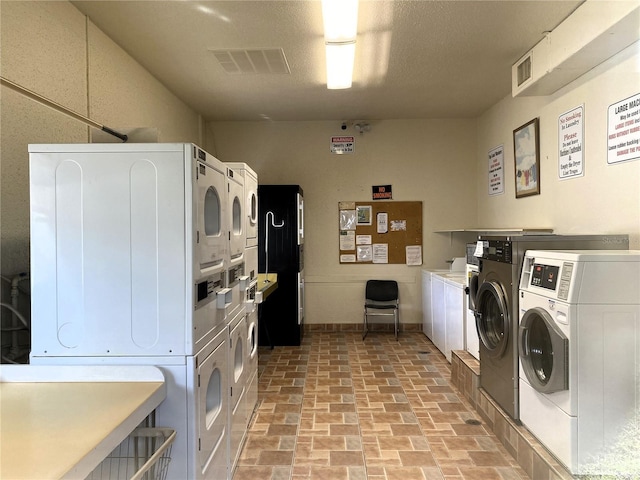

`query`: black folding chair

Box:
[363,280,399,340]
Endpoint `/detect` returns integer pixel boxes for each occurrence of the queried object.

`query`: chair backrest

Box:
[365,280,398,302]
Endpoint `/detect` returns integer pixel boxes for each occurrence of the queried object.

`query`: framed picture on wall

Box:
[513,118,540,198]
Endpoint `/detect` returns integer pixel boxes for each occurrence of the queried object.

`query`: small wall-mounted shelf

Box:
[435,228,554,235]
[434,228,554,245]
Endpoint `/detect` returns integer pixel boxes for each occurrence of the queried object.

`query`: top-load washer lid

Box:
[519,306,569,393]
[475,280,510,358]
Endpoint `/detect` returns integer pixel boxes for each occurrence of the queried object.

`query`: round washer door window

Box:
[475,281,509,358]
[519,307,568,393]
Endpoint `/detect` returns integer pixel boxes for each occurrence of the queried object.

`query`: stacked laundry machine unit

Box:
[28,143,257,480]
[224,163,261,474]
[227,162,259,440]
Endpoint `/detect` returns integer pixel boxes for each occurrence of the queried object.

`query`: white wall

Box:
[206,119,478,326]
[476,41,640,249]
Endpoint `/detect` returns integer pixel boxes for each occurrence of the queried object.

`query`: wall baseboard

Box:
[304,323,423,333]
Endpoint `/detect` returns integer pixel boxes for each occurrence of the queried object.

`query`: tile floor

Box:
[233,331,529,480]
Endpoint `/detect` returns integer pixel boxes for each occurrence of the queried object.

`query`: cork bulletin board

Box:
[338,201,423,265]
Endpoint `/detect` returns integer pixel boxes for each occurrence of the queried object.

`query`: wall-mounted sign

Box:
[330,136,355,154]
[558,105,584,179]
[607,93,640,164]
[488,145,504,196]
[372,184,392,200]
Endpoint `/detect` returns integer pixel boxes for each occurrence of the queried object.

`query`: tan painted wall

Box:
[0,1,202,277]
[2,1,638,335]
[206,120,478,326]
[476,42,640,249]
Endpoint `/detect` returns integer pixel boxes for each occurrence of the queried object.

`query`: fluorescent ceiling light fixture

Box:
[325,42,356,89]
[322,0,359,89]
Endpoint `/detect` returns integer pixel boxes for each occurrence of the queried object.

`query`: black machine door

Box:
[475,280,510,359]
[519,307,568,393]
[468,270,480,312]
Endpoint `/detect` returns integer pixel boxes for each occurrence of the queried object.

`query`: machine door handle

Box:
[520,326,530,358]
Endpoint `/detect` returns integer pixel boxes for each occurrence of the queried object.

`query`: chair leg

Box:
[363,308,368,340]
[394,309,398,341]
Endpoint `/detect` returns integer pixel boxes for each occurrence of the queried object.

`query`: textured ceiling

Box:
[71,0,584,122]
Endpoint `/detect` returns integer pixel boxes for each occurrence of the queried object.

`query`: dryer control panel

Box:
[195,272,225,310]
[479,239,513,264]
[530,263,560,290]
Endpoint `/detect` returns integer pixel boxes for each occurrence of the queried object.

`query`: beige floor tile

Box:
[236,333,528,480]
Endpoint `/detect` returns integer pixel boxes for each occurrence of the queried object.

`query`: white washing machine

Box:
[32,326,230,480]
[228,309,248,475]
[245,307,259,421]
[29,143,228,357]
[444,273,467,363]
[465,262,480,360]
[241,244,259,430]
[518,250,640,475]
[226,162,258,248]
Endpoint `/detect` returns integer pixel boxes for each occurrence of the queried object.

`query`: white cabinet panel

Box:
[431,275,446,356]
[444,278,466,363]
[422,270,433,339]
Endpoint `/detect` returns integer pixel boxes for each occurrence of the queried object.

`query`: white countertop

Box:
[0,365,166,480]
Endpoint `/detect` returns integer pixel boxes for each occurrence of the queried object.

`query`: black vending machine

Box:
[258,185,304,346]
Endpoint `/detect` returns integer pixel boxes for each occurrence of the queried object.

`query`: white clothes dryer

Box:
[226,162,258,248]
[31,326,230,480]
[518,250,640,476]
[245,308,259,422]
[29,143,228,357]
[226,167,246,320]
[228,309,248,474]
[227,167,246,266]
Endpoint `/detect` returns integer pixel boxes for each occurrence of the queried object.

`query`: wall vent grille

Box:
[516,55,532,87]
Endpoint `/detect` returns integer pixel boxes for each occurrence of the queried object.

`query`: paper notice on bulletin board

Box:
[340,230,356,250]
[357,245,372,262]
[372,244,388,264]
[607,93,640,164]
[406,246,422,266]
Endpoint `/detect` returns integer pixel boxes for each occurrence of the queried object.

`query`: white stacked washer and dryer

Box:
[227,162,259,431]
[28,143,257,480]
[224,165,249,473]
[225,162,259,475]
[518,250,640,476]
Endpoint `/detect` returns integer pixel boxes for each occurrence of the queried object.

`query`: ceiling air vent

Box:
[211,48,291,75]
